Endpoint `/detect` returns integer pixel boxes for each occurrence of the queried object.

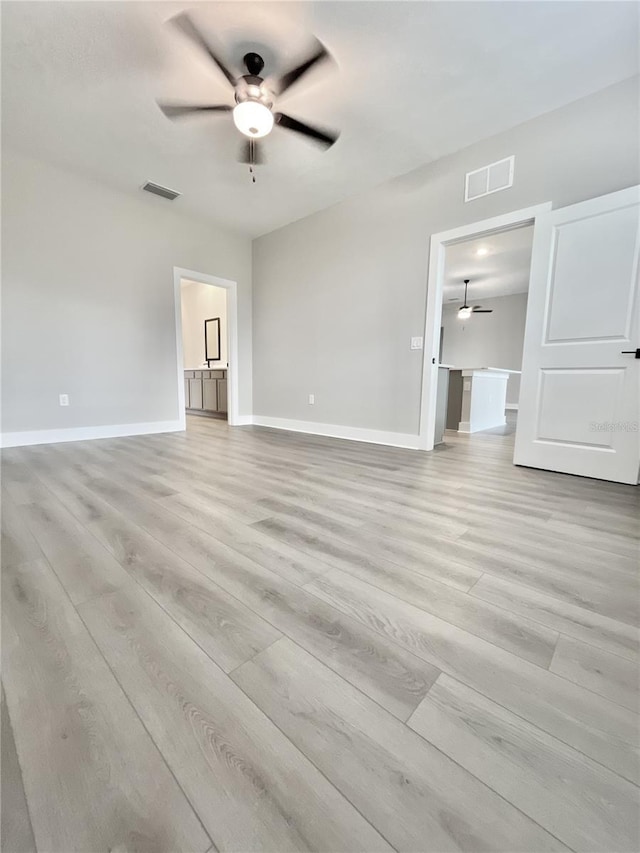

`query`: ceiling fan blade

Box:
[275,112,339,147]
[275,40,330,95]
[171,13,237,87]
[159,103,232,119]
[472,308,493,313]
[238,139,265,165]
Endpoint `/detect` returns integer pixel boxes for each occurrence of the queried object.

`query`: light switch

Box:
[59,394,69,406]
[410,337,423,350]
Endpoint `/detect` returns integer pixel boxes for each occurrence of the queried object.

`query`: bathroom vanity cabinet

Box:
[184,369,227,415]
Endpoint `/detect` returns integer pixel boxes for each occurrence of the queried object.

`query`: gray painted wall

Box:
[1,151,252,434]
[252,77,639,435]
[441,293,528,406]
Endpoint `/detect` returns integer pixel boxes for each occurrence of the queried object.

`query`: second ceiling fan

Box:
[457,279,493,320]
[158,13,340,178]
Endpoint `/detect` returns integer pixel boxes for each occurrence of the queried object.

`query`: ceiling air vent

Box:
[464,156,514,202]
[141,181,181,201]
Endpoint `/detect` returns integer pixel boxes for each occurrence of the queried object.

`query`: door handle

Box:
[621,348,640,358]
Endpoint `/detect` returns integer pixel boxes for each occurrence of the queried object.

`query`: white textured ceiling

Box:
[443,225,534,304]
[2,1,638,237]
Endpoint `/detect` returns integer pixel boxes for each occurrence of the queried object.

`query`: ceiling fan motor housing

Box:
[233,69,275,139]
[235,74,273,109]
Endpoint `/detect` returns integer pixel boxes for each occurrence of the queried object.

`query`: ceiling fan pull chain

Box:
[249,139,256,183]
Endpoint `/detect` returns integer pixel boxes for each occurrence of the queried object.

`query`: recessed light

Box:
[476,247,488,256]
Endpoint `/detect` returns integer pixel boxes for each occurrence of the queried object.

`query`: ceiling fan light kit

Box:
[232,100,274,138]
[158,13,340,181]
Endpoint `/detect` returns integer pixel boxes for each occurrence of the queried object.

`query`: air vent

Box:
[141,181,181,201]
[465,156,514,202]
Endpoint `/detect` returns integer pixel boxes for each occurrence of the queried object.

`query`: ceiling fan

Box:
[457,279,493,319]
[158,13,340,180]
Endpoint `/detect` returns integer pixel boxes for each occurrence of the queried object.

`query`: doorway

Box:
[435,224,534,448]
[180,278,228,422]
[420,188,639,484]
[418,203,551,451]
[173,266,240,428]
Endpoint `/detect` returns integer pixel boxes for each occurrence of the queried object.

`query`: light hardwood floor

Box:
[1,415,639,852]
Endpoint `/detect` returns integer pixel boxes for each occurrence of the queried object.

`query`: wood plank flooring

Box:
[1,415,639,852]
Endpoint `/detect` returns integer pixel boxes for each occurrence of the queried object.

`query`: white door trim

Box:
[417,202,553,450]
[173,266,241,427]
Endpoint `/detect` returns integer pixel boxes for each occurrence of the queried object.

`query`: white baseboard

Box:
[2,414,420,450]
[505,404,519,411]
[251,415,420,449]
[0,419,184,449]
[458,418,507,434]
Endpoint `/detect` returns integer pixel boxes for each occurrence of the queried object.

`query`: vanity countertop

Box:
[451,366,521,375]
[185,365,228,371]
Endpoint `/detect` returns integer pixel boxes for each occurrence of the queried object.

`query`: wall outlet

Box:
[410,336,423,350]
[59,394,69,406]
[308,394,315,405]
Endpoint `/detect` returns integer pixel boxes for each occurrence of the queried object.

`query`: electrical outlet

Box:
[59,394,69,406]
[308,394,315,405]
[410,336,423,350]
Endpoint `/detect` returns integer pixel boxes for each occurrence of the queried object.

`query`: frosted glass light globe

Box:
[458,307,472,320]
[233,101,274,138]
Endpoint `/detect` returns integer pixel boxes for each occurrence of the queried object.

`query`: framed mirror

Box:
[204,317,221,366]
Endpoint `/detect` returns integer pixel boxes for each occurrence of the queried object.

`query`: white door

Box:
[514,186,640,485]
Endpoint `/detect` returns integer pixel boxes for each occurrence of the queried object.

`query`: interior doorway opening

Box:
[180,278,229,422]
[435,224,534,450]
[418,202,552,452]
[173,266,240,429]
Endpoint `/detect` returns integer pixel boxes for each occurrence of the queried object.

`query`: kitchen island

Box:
[446,367,520,433]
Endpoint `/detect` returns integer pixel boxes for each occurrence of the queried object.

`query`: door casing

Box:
[418,203,552,450]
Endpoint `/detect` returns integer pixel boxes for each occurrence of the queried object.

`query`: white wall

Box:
[441,293,528,406]
[1,151,252,441]
[181,282,228,369]
[252,77,640,437]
